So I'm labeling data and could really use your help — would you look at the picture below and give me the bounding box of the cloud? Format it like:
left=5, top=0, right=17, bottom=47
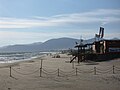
left=0, top=9, right=120, bottom=28
left=105, top=33, right=120, bottom=39
left=0, top=30, right=94, bottom=47
left=0, top=30, right=119, bottom=47
left=0, top=30, right=93, bottom=40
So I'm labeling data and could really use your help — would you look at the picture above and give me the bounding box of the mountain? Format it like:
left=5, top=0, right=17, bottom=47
left=0, top=37, right=79, bottom=52
left=111, top=37, right=119, bottom=40
left=38, top=37, right=80, bottom=50
left=0, top=42, right=43, bottom=52
left=0, top=37, right=106, bottom=52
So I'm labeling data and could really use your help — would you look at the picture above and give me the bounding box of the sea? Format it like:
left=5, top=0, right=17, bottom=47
left=0, top=52, right=47, bottom=63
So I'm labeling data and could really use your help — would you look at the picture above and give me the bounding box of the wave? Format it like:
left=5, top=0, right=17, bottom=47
left=0, top=52, right=45, bottom=63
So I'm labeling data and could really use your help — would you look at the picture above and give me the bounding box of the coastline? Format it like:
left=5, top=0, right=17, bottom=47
left=0, top=54, right=120, bottom=90
left=0, top=54, right=45, bottom=69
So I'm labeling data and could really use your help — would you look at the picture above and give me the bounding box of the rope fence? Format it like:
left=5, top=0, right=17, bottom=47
left=8, top=65, right=120, bottom=78
left=12, top=67, right=39, bottom=76
left=59, top=69, right=76, bottom=77
left=77, top=68, right=94, bottom=74
left=42, top=68, right=58, bottom=76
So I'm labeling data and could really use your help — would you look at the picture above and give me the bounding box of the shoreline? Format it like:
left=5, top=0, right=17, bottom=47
left=0, top=54, right=120, bottom=90
left=0, top=54, right=45, bottom=69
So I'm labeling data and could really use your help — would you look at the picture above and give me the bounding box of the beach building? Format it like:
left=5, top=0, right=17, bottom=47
left=92, top=40, right=120, bottom=54
left=70, top=26, right=120, bottom=62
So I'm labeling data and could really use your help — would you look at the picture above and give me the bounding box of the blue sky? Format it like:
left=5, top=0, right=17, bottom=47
left=0, top=0, right=120, bottom=47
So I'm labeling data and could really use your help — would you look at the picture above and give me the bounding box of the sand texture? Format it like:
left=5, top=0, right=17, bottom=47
left=0, top=54, right=120, bottom=90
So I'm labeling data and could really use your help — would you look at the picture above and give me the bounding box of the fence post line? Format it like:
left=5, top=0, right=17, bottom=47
left=94, top=67, right=96, bottom=75
left=76, top=68, right=77, bottom=76
left=10, top=66, right=12, bottom=77
left=113, top=65, right=115, bottom=74
left=58, top=68, right=59, bottom=76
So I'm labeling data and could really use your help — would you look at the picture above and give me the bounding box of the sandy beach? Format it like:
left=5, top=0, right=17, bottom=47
left=0, top=54, right=120, bottom=90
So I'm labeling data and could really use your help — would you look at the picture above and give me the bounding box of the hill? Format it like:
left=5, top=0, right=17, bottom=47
left=0, top=37, right=80, bottom=52
left=0, top=37, right=109, bottom=52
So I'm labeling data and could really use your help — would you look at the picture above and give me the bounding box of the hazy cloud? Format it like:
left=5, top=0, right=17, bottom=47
left=0, top=30, right=119, bottom=47
left=0, top=9, right=120, bottom=28
left=0, top=30, right=95, bottom=46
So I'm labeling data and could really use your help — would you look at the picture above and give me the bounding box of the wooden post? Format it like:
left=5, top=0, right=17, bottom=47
left=58, top=68, right=59, bottom=76
left=94, top=67, right=96, bottom=75
left=40, top=59, right=43, bottom=69
left=10, top=66, right=12, bottom=77
left=76, top=68, right=78, bottom=76
left=72, top=61, right=74, bottom=69
left=113, top=65, right=115, bottom=74
left=78, top=47, right=80, bottom=63
left=40, top=68, right=42, bottom=77
left=39, top=59, right=43, bottom=77
left=8, top=88, right=11, bottom=90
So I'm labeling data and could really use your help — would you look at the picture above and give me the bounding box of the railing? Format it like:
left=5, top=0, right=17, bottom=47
left=7, top=65, right=120, bottom=78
